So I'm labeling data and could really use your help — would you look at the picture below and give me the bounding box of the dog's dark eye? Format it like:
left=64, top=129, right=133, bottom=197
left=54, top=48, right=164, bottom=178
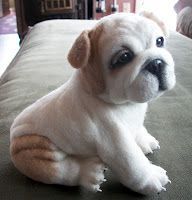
left=110, top=49, right=134, bottom=69
left=156, top=37, right=164, bottom=47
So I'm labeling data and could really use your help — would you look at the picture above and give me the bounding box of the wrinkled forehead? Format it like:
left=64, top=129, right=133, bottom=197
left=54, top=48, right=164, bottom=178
left=97, top=13, right=164, bottom=54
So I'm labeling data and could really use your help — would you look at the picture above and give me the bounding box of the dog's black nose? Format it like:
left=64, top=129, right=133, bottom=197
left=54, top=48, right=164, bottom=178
left=145, top=59, right=167, bottom=90
left=145, top=59, right=165, bottom=76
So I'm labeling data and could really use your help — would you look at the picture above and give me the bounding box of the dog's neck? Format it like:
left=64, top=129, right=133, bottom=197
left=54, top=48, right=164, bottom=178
left=74, top=68, right=104, bottom=96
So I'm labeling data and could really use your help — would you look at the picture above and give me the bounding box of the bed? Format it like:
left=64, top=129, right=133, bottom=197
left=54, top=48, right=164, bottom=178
left=0, top=19, right=192, bottom=200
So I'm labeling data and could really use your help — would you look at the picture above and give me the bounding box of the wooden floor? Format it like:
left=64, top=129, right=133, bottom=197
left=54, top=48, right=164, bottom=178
left=0, top=34, right=20, bottom=77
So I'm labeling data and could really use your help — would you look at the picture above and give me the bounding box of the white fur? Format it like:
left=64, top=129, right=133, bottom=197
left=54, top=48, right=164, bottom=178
left=10, top=13, right=175, bottom=194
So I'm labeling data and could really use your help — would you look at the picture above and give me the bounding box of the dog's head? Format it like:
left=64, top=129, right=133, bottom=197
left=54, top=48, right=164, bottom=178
left=68, top=13, right=176, bottom=104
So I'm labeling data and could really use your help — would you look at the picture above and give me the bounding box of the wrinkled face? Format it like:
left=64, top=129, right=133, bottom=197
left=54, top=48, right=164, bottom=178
left=98, top=13, right=176, bottom=104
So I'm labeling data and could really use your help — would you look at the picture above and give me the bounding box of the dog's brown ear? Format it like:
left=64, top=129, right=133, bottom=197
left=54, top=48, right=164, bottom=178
left=140, top=11, right=169, bottom=37
left=68, top=30, right=91, bottom=68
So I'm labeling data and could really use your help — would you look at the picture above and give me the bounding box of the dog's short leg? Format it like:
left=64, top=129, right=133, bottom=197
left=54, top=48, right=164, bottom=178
left=97, top=125, right=169, bottom=194
left=79, top=157, right=107, bottom=192
left=10, top=134, right=106, bottom=191
left=135, top=126, right=160, bottom=154
left=10, top=134, right=81, bottom=185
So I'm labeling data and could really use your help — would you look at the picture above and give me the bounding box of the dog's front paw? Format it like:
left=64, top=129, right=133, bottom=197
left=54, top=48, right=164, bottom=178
left=79, top=157, right=107, bottom=192
left=138, top=164, right=170, bottom=195
left=136, top=133, right=160, bottom=154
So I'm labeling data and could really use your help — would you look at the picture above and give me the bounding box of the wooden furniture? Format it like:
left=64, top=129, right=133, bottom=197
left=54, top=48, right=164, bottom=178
left=15, top=0, right=89, bottom=41
left=2, top=0, right=10, bottom=16
left=15, top=0, right=27, bottom=41
left=15, top=0, right=139, bottom=41
left=93, top=0, right=136, bottom=19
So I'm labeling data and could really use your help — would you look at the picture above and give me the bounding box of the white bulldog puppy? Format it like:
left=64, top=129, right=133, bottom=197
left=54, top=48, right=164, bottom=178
left=10, top=12, right=176, bottom=195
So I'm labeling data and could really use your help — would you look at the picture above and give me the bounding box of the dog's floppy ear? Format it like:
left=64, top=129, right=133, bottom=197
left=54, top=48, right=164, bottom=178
left=68, top=30, right=91, bottom=69
left=140, top=11, right=169, bottom=37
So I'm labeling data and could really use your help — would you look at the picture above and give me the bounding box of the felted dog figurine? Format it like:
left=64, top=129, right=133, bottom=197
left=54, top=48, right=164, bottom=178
left=10, top=12, right=176, bottom=195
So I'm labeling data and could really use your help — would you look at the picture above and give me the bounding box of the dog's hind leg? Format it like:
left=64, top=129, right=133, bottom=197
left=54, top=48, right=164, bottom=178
left=10, top=134, right=106, bottom=191
left=10, top=134, right=81, bottom=185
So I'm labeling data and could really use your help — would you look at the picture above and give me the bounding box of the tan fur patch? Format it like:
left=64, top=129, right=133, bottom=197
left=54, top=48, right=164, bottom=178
left=10, top=134, right=64, bottom=184
left=79, top=24, right=106, bottom=95
left=68, top=30, right=91, bottom=68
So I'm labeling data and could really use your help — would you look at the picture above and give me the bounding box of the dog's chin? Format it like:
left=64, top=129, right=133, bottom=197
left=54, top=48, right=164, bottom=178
left=100, top=70, right=175, bottom=105
left=126, top=72, right=169, bottom=103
